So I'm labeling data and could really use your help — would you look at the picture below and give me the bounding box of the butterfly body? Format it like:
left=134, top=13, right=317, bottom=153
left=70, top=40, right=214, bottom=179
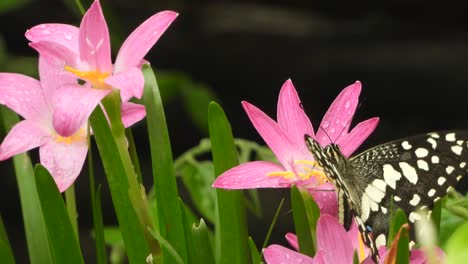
left=305, top=131, right=468, bottom=262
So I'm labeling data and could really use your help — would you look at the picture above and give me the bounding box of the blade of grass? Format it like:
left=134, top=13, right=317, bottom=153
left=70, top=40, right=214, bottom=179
left=262, top=198, right=284, bottom=250
left=291, top=185, right=320, bottom=257
left=0, top=107, right=52, bottom=264
left=0, top=215, right=14, bottom=264
left=142, top=65, right=187, bottom=263
left=192, top=219, right=215, bottom=264
left=65, top=185, right=78, bottom=237
left=208, top=102, right=250, bottom=264
left=34, top=164, right=84, bottom=263
left=125, top=129, right=143, bottom=185
left=248, top=237, right=261, bottom=264
left=93, top=185, right=107, bottom=264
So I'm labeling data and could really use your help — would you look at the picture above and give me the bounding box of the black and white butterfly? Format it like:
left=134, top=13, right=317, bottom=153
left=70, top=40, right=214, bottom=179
left=305, top=131, right=468, bottom=262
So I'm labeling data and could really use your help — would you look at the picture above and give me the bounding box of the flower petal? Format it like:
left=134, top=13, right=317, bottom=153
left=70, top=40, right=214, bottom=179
left=316, top=214, right=354, bottom=264
left=263, top=245, right=317, bottom=264
left=308, top=183, right=338, bottom=218
left=277, top=79, right=315, bottom=144
left=114, top=11, right=178, bottom=73
left=285, top=233, right=299, bottom=251
left=0, top=73, right=49, bottom=121
left=336, top=117, right=379, bottom=157
left=52, top=85, right=109, bottom=136
left=39, top=55, right=78, bottom=102
left=0, top=120, right=49, bottom=160
left=316, top=81, right=362, bottom=146
left=29, top=40, right=81, bottom=69
left=121, top=102, right=146, bottom=128
left=79, top=0, right=112, bottom=72
left=212, top=161, right=291, bottom=189
left=105, top=67, right=144, bottom=101
left=25, top=23, right=79, bottom=50
left=39, top=138, right=88, bottom=192
left=242, top=101, right=296, bottom=168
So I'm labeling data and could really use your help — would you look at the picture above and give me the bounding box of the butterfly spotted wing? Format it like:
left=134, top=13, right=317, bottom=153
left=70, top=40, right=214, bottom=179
left=305, top=131, right=468, bottom=262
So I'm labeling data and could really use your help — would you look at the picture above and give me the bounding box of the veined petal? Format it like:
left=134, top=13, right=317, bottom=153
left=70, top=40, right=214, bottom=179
left=308, top=183, right=338, bottom=218
left=30, top=40, right=81, bottom=69
left=336, top=117, right=379, bottom=157
left=285, top=233, right=299, bottom=251
left=114, top=10, right=178, bottom=73
left=242, top=101, right=295, bottom=168
left=212, top=161, right=291, bottom=189
left=316, top=214, right=354, bottom=264
left=121, top=102, right=146, bottom=128
left=263, top=245, right=318, bottom=264
left=316, top=81, right=362, bottom=146
left=0, top=120, right=49, bottom=160
left=52, top=85, right=109, bottom=136
left=40, top=138, right=88, bottom=192
left=105, top=67, right=144, bottom=101
left=0, top=73, right=49, bottom=121
left=277, top=79, right=315, bottom=144
left=25, top=23, right=79, bottom=50
left=39, top=55, right=78, bottom=102
left=79, top=0, right=112, bottom=72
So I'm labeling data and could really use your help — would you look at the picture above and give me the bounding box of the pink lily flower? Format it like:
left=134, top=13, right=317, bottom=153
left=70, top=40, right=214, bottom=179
left=0, top=57, right=145, bottom=192
left=264, top=215, right=442, bottom=264
left=25, top=0, right=177, bottom=136
left=212, top=79, right=379, bottom=216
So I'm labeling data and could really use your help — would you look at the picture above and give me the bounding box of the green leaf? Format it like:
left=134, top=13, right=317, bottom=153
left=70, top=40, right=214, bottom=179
left=0, top=215, right=14, bottom=264
left=148, top=229, right=184, bottom=264
left=89, top=94, right=154, bottom=263
left=208, top=102, right=250, bottom=264
left=34, top=165, right=84, bottom=264
left=0, top=107, right=52, bottom=264
left=291, top=185, right=320, bottom=257
left=0, top=0, right=31, bottom=14
left=180, top=161, right=217, bottom=223
left=142, top=65, right=187, bottom=263
left=248, top=237, right=261, bottom=264
left=262, top=198, right=284, bottom=250
left=191, top=219, right=215, bottom=264
left=387, top=209, right=407, bottom=247
left=395, top=225, right=409, bottom=264
left=445, top=222, right=468, bottom=264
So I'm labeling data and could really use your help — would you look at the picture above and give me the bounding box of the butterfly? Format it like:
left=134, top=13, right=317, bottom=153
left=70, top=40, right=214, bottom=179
left=305, top=131, right=468, bottom=262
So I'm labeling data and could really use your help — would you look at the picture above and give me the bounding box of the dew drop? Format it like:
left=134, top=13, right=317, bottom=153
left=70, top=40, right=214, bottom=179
left=64, top=34, right=73, bottom=40
left=39, top=24, right=46, bottom=29
left=42, top=29, right=51, bottom=35
left=345, top=101, right=351, bottom=109
left=322, top=121, right=329, bottom=128
left=330, top=128, right=336, bottom=134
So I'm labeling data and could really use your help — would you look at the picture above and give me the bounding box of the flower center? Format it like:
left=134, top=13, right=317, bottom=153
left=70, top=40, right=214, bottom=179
left=55, top=128, right=87, bottom=145
left=65, top=66, right=111, bottom=90
left=266, top=160, right=330, bottom=184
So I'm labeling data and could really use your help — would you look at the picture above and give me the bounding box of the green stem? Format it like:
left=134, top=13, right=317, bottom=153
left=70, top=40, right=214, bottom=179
left=65, top=185, right=78, bottom=237
left=126, top=129, right=143, bottom=185
left=73, top=0, right=85, bottom=15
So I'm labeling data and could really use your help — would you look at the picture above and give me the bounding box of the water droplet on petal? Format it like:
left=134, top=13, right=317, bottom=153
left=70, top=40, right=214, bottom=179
left=330, top=128, right=336, bottom=134
left=42, top=29, right=51, bottom=35
left=322, top=121, right=329, bottom=128
left=39, top=25, right=46, bottom=29
left=345, top=101, right=351, bottom=109
left=64, top=34, right=73, bottom=40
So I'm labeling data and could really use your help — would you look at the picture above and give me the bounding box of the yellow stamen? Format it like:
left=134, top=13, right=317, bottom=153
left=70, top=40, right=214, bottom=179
left=55, top=128, right=86, bottom=145
left=64, top=65, right=111, bottom=89
left=294, top=160, right=319, bottom=165
left=266, top=171, right=295, bottom=179
left=266, top=160, right=330, bottom=184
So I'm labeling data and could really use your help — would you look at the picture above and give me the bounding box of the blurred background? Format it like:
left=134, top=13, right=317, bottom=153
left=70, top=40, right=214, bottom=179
left=1, top=0, right=468, bottom=262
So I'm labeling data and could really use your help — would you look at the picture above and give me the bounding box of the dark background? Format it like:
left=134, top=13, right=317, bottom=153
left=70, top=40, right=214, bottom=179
left=1, top=0, right=468, bottom=262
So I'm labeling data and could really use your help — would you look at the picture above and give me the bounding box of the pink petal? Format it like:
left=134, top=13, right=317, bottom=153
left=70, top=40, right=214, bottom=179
left=316, top=81, right=362, bottom=146
left=316, top=214, right=354, bottom=264
left=121, top=102, right=146, bottom=128
left=114, top=11, right=178, bottom=73
left=25, top=23, right=79, bottom=50
left=79, top=0, right=112, bottom=72
left=336, top=117, right=379, bottom=157
left=105, top=67, right=144, bottom=101
left=212, top=161, right=291, bottom=189
left=39, top=138, right=88, bottom=192
left=0, top=120, right=50, bottom=160
left=52, top=85, right=109, bottom=136
left=242, top=101, right=296, bottom=168
left=38, top=55, right=78, bottom=102
left=0, top=73, right=49, bottom=121
left=277, top=79, right=315, bottom=144
left=308, top=183, right=338, bottom=218
left=285, top=233, right=299, bottom=251
left=263, top=245, right=317, bottom=264
left=29, top=40, right=81, bottom=69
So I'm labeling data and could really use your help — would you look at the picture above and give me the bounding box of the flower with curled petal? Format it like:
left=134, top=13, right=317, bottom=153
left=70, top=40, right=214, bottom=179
left=212, top=79, right=379, bottom=217
left=25, top=0, right=177, bottom=137
left=0, top=57, right=145, bottom=192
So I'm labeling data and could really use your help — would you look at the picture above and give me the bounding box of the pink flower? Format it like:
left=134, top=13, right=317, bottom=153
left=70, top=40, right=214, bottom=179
left=264, top=215, right=442, bottom=264
left=212, top=79, right=379, bottom=216
left=0, top=57, right=145, bottom=192
left=25, top=0, right=177, bottom=136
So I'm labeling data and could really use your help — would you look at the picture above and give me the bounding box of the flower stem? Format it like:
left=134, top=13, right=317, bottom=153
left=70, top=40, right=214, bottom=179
left=65, top=185, right=78, bottom=238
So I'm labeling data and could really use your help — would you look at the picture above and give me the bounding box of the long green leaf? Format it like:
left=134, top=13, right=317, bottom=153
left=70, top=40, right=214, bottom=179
left=208, top=102, right=250, bottom=264
left=34, top=165, right=84, bottom=264
left=0, top=215, right=14, bottom=264
left=142, top=65, right=187, bottom=263
left=291, top=185, right=320, bottom=257
left=192, top=219, right=215, bottom=264
left=248, top=237, right=261, bottom=264
left=89, top=95, right=153, bottom=263
left=0, top=107, right=52, bottom=264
